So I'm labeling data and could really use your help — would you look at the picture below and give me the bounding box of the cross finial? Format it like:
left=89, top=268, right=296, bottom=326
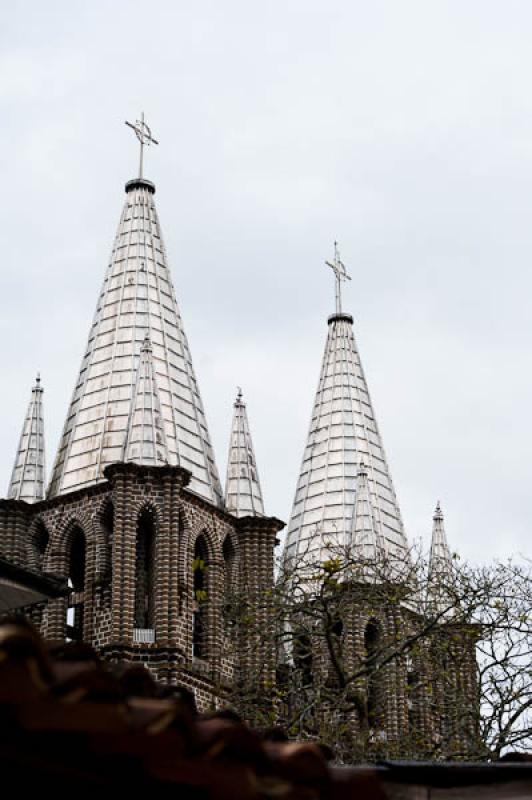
left=125, top=112, right=159, bottom=179
left=325, top=241, right=351, bottom=314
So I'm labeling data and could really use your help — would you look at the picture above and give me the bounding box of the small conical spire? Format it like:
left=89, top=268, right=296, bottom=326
left=225, top=388, right=264, bottom=518
left=8, top=374, right=46, bottom=502
left=123, top=334, right=169, bottom=466
left=429, top=501, right=452, bottom=573
left=427, top=501, right=454, bottom=613
left=350, top=459, right=386, bottom=564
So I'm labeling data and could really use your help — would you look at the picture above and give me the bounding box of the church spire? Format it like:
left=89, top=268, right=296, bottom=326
left=225, top=389, right=264, bottom=517
left=48, top=120, right=223, bottom=504
left=428, top=501, right=453, bottom=580
left=8, top=374, right=46, bottom=503
left=427, top=502, right=454, bottom=614
left=283, top=244, right=408, bottom=565
left=350, top=460, right=386, bottom=562
left=123, top=334, right=168, bottom=466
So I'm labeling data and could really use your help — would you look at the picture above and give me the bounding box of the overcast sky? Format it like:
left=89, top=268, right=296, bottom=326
left=0, top=1, right=530, bottom=562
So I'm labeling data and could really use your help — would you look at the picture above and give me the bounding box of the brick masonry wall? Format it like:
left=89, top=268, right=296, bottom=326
left=0, top=463, right=282, bottom=717
left=0, top=463, right=477, bottom=759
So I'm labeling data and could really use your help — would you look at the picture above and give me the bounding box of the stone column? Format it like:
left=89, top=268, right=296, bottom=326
left=235, top=515, right=284, bottom=706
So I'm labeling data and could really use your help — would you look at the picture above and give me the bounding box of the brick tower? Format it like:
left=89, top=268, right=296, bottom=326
left=281, top=244, right=479, bottom=759
left=0, top=118, right=283, bottom=709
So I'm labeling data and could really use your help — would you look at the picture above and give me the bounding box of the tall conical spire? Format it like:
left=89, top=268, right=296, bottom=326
left=48, top=125, right=223, bottom=504
left=350, top=460, right=386, bottom=562
left=123, top=334, right=168, bottom=466
left=225, top=389, right=264, bottom=517
left=8, top=375, right=46, bottom=503
left=283, top=244, right=408, bottom=565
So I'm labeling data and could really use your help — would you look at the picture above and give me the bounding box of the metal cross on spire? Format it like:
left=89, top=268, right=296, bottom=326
left=125, top=112, right=159, bottom=179
left=325, top=241, right=351, bottom=315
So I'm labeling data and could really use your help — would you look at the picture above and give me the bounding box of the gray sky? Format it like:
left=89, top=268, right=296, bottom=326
left=1, top=1, right=530, bottom=561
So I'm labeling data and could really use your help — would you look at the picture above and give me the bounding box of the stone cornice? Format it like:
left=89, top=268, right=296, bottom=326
left=0, top=498, right=34, bottom=512
left=235, top=514, right=286, bottom=534
left=103, top=462, right=192, bottom=488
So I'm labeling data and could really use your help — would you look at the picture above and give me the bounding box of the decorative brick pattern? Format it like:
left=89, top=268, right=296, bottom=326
left=0, top=462, right=283, bottom=717
left=0, top=461, right=476, bottom=759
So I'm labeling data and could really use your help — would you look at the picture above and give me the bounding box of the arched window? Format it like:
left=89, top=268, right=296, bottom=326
left=34, top=520, right=49, bottom=570
left=192, top=535, right=208, bottom=658
left=102, top=501, right=114, bottom=538
left=67, top=525, right=86, bottom=642
left=327, top=617, right=344, bottom=687
left=364, top=619, right=384, bottom=732
left=134, top=507, right=156, bottom=631
left=293, top=632, right=313, bottom=690
left=406, top=658, right=420, bottom=734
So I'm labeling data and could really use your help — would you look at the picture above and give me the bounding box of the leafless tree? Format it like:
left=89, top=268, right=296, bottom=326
left=222, top=539, right=532, bottom=763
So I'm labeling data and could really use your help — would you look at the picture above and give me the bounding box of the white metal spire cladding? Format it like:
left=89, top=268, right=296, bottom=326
left=428, top=502, right=453, bottom=579
left=350, top=460, right=386, bottom=562
left=123, top=334, right=169, bottom=466
left=8, top=375, right=46, bottom=503
left=427, top=502, right=454, bottom=614
left=48, top=140, right=223, bottom=504
left=225, top=389, right=264, bottom=517
left=283, top=246, right=408, bottom=565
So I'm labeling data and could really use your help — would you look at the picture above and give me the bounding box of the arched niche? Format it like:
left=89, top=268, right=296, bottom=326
left=134, top=506, right=156, bottom=631
left=32, top=519, right=50, bottom=571
left=293, top=631, right=313, bottom=690
left=66, top=524, right=87, bottom=641
left=192, top=534, right=209, bottom=658
left=364, top=619, right=385, bottom=732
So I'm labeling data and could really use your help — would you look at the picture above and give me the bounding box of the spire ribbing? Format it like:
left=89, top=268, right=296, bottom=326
left=48, top=178, right=223, bottom=504
left=8, top=375, right=46, bottom=503
left=225, top=389, right=264, bottom=517
left=123, top=334, right=168, bottom=466
left=283, top=296, right=408, bottom=566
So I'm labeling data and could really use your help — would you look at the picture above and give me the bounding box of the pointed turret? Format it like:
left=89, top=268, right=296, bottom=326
left=428, top=501, right=453, bottom=583
left=350, top=460, right=386, bottom=563
left=8, top=375, right=46, bottom=503
left=283, top=245, right=408, bottom=565
left=427, top=502, right=455, bottom=615
left=48, top=165, right=223, bottom=505
left=225, top=389, right=264, bottom=517
left=123, top=334, right=168, bottom=466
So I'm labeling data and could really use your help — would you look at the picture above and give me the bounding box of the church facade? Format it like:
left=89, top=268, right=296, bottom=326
left=0, top=123, right=478, bottom=758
